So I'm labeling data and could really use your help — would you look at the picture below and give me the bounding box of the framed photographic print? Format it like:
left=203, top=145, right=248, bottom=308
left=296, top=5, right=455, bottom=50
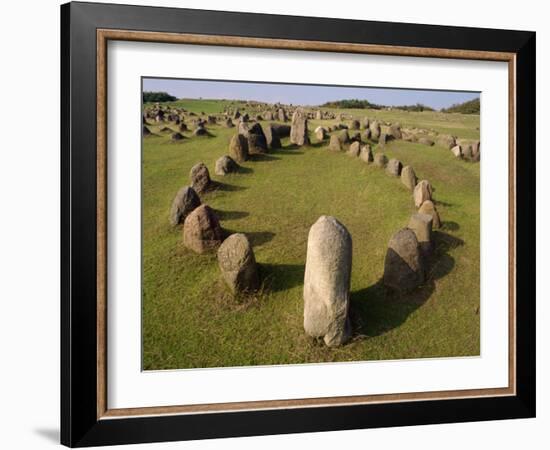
left=61, top=1, right=536, bottom=447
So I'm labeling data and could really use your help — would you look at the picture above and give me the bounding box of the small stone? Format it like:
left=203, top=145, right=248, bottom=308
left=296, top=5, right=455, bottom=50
left=171, top=132, right=185, bottom=141
left=190, top=162, right=212, bottom=194
left=363, top=129, right=372, bottom=140
left=418, top=137, right=434, bottom=146
left=182, top=205, right=223, bottom=254
left=215, top=155, right=238, bottom=176
left=217, top=233, right=259, bottom=293
left=451, top=145, right=462, bottom=158
left=413, top=180, right=433, bottom=207
left=401, top=166, right=417, bottom=191
left=315, top=126, right=328, bottom=141
left=437, top=134, right=456, bottom=150
left=337, top=129, right=349, bottom=145
left=169, top=186, right=201, bottom=226
left=383, top=228, right=424, bottom=292
left=228, top=134, right=249, bottom=162
left=304, top=216, right=352, bottom=347
left=386, top=158, right=402, bottom=176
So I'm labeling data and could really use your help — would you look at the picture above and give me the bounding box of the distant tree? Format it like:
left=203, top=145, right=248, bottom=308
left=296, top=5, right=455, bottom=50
left=441, top=98, right=480, bottom=114
left=320, top=99, right=434, bottom=112
left=142, top=91, right=177, bottom=103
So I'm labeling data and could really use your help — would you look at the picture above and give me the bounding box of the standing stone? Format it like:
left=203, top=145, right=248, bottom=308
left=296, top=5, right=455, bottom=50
left=277, top=108, right=287, bottom=122
left=401, top=165, right=417, bottom=191
left=451, top=145, right=463, bottom=158
left=262, top=124, right=282, bottom=149
left=314, top=126, right=328, bottom=141
left=348, top=141, right=361, bottom=157
left=471, top=140, right=480, bottom=161
left=217, top=233, right=259, bottom=293
left=413, top=180, right=433, bottom=207
left=238, top=121, right=249, bottom=137
left=462, top=145, right=473, bottom=160
left=386, top=158, right=402, bottom=176
left=182, top=205, right=224, bottom=254
left=169, top=186, right=201, bottom=226
left=390, top=123, right=402, bottom=139
left=362, top=117, right=370, bottom=129
left=437, top=134, right=456, bottom=150
left=224, top=118, right=234, bottom=128
left=350, top=119, right=360, bottom=130
left=303, top=216, right=352, bottom=347
left=329, top=134, right=342, bottom=152
left=247, top=123, right=268, bottom=154
left=349, top=131, right=361, bottom=142
left=374, top=153, right=388, bottom=168
left=359, top=145, right=374, bottom=163
left=229, top=134, right=249, bottom=162
left=264, top=111, right=274, bottom=121
left=370, top=121, right=381, bottom=141
left=290, top=107, right=309, bottom=146
left=215, top=155, right=238, bottom=176
left=190, top=162, right=212, bottom=194
left=408, top=213, right=433, bottom=257
left=179, top=123, right=188, bottom=132
left=315, top=110, right=322, bottom=120
left=383, top=228, right=424, bottom=292
left=418, top=200, right=441, bottom=229
left=337, top=129, right=349, bottom=145
left=193, top=125, right=207, bottom=136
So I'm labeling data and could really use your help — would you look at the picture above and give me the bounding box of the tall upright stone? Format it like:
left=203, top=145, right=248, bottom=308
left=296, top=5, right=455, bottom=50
left=262, top=124, right=282, bottom=149
left=370, top=120, right=381, bottom=141
left=383, top=228, right=424, bottom=292
left=303, top=216, right=352, bottom=347
left=329, top=134, right=342, bottom=152
left=419, top=200, right=442, bottom=229
left=348, top=141, right=361, bottom=157
left=290, top=107, right=309, bottom=146
left=386, top=158, right=402, bottom=176
left=228, top=134, right=249, bottom=162
left=277, top=108, right=287, bottom=122
left=359, top=145, right=374, bottom=163
left=374, top=152, right=388, bottom=168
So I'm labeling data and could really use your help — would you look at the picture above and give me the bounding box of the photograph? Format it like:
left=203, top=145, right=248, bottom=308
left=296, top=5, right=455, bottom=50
left=141, top=78, right=481, bottom=371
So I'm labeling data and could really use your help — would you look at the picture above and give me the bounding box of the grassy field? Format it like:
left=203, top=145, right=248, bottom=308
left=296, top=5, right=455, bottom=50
left=142, top=99, right=480, bottom=370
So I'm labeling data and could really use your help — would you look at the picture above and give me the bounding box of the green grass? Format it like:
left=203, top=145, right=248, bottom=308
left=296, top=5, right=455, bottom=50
left=142, top=101, right=480, bottom=370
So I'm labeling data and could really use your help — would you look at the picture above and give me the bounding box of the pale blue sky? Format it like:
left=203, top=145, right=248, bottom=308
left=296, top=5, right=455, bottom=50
left=143, top=78, right=479, bottom=110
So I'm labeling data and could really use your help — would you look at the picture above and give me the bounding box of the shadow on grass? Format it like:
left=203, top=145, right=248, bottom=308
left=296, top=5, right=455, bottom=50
left=350, top=231, right=464, bottom=339
left=211, top=181, right=247, bottom=192
left=441, top=221, right=460, bottom=231
left=271, top=146, right=305, bottom=155
left=235, top=165, right=253, bottom=174
left=222, top=229, right=276, bottom=247
left=248, top=153, right=281, bottom=162
left=260, top=263, right=305, bottom=293
left=213, top=209, right=250, bottom=221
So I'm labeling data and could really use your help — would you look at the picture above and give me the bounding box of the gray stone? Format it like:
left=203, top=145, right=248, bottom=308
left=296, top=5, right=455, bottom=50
left=414, top=180, right=433, bottom=208
left=383, top=228, right=424, bottom=292
left=418, top=200, right=441, bottom=229
left=437, top=134, right=456, bottom=150
left=362, top=117, right=370, bottom=129
left=390, top=124, right=402, bottom=139
left=290, top=107, right=309, bottom=146
left=182, top=205, right=224, bottom=254
left=217, top=233, right=259, bottom=293
left=336, top=129, right=349, bottom=145
left=348, top=141, right=361, bottom=157
left=169, top=186, right=201, bottom=226
left=303, top=216, right=352, bottom=347
left=262, top=124, right=282, bottom=149
left=215, top=155, right=238, bottom=176
left=374, top=152, right=388, bottom=168
left=451, top=145, right=463, bottom=158
left=401, top=166, right=417, bottom=191
left=462, top=145, right=473, bottom=160
left=471, top=140, right=480, bottom=161
left=408, top=213, right=433, bottom=257
left=359, top=145, right=373, bottom=163
left=329, top=134, right=342, bottom=152
left=229, top=134, right=249, bottom=162
left=277, top=108, right=287, bottom=122
left=171, top=132, right=185, bottom=141
left=350, top=119, right=360, bottom=130
left=370, top=121, right=381, bottom=141
left=363, top=129, right=372, bottom=141
left=224, top=118, right=234, bottom=128
left=190, top=162, right=212, bottom=194
left=386, top=158, right=402, bottom=176
left=314, top=126, right=328, bottom=141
